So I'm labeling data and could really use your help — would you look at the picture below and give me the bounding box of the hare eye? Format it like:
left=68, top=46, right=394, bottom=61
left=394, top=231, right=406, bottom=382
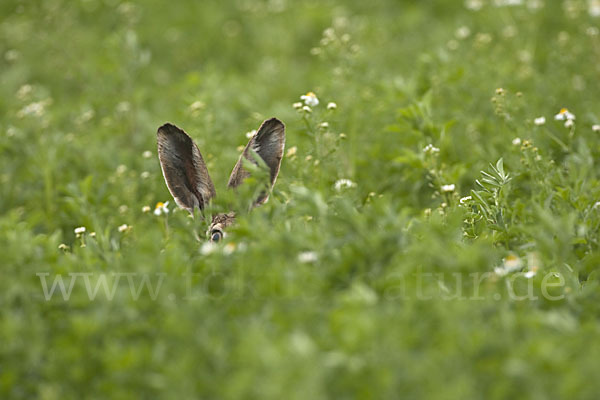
left=211, top=231, right=222, bottom=242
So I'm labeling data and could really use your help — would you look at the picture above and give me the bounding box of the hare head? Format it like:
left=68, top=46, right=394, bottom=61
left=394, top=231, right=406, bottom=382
left=156, top=118, right=285, bottom=242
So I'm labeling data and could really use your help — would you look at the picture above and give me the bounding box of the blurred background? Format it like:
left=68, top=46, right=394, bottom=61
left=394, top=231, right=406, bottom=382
left=2, top=0, right=600, bottom=399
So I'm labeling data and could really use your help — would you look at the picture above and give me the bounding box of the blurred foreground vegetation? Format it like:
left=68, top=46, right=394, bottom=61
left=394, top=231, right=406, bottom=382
left=2, top=0, right=600, bottom=398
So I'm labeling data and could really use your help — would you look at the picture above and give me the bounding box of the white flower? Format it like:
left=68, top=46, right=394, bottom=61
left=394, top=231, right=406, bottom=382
left=504, top=254, right=522, bottom=271
left=293, top=102, right=303, bottom=109
left=495, top=0, right=523, bottom=6
left=223, top=243, right=236, bottom=255
left=245, top=129, right=257, bottom=139
left=441, top=184, right=455, bottom=193
left=200, top=241, right=217, bottom=255
left=554, top=108, right=575, bottom=121
left=465, top=0, right=483, bottom=10
left=154, top=201, right=170, bottom=216
left=300, top=92, right=319, bottom=107
left=534, top=116, right=546, bottom=126
left=564, top=119, right=574, bottom=128
left=16, top=84, right=33, bottom=100
left=142, top=150, right=152, bottom=158
left=423, top=144, right=440, bottom=155
left=302, top=105, right=312, bottom=113
left=142, top=205, right=151, bottom=213
left=592, top=124, right=600, bottom=132
left=459, top=196, right=472, bottom=204
left=286, top=146, right=297, bottom=158
left=298, top=251, right=318, bottom=263
left=524, top=270, right=536, bottom=279
left=116, top=101, right=131, bottom=113
left=456, top=26, right=471, bottom=39
left=118, top=224, right=130, bottom=233
left=74, top=226, right=86, bottom=235
left=140, top=171, right=150, bottom=179
left=89, top=232, right=96, bottom=238
left=318, top=122, right=329, bottom=129
left=512, top=137, right=522, bottom=145
left=17, top=101, right=48, bottom=118
left=590, top=1, right=600, bottom=17
left=327, top=102, right=337, bottom=110
left=495, top=254, right=523, bottom=276
left=189, top=100, right=205, bottom=111
left=334, top=179, right=357, bottom=191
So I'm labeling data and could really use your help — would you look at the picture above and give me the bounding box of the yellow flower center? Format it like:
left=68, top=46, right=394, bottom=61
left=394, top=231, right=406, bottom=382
left=155, top=202, right=164, bottom=209
left=306, top=92, right=315, bottom=97
left=559, top=108, right=568, bottom=114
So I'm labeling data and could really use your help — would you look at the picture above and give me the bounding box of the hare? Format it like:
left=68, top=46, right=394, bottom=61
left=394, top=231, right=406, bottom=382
left=157, top=118, right=285, bottom=242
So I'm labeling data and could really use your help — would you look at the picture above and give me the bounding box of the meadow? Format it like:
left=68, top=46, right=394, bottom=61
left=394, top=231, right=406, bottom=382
left=2, top=0, right=600, bottom=398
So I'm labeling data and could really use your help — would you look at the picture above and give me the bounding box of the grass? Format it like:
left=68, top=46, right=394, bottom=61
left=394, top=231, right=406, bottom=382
left=2, top=0, right=600, bottom=398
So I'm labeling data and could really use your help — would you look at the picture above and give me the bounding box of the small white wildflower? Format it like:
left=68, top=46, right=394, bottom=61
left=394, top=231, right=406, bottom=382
left=223, top=242, right=236, bottom=255
left=76, top=109, right=95, bottom=124
left=456, top=26, right=471, bottom=39
left=302, top=105, right=312, bottom=113
left=534, top=116, right=546, bottom=126
left=116, top=164, right=127, bottom=175
left=465, top=0, right=483, bottom=11
left=17, top=101, right=47, bottom=118
left=189, top=100, right=205, bottom=111
left=4, top=49, right=19, bottom=61
left=318, top=122, right=329, bottom=129
left=74, top=226, right=86, bottom=235
left=334, top=179, right=357, bottom=191
left=495, top=0, right=524, bottom=5
left=245, top=129, right=257, bottom=139
left=293, top=102, right=303, bottom=109
left=459, top=196, right=472, bottom=204
left=298, top=251, right=318, bottom=263
left=286, top=146, right=297, bottom=158
left=140, top=171, right=150, bottom=179
left=554, top=108, right=575, bottom=121
left=512, top=137, right=522, bottom=145
left=441, top=184, right=456, bottom=193
left=590, top=1, right=600, bottom=17
left=16, top=84, right=33, bottom=100
left=200, top=241, right=217, bottom=255
left=504, top=254, right=523, bottom=272
left=118, top=224, right=130, bottom=233
left=58, top=243, right=69, bottom=251
left=564, top=119, right=574, bottom=128
left=142, top=205, right=151, bottom=213
left=300, top=92, right=319, bottom=107
left=154, top=201, right=170, bottom=216
left=142, top=150, right=152, bottom=158
left=89, top=232, right=96, bottom=238
left=592, top=124, right=600, bottom=132
left=116, top=101, right=131, bottom=113
left=524, top=270, right=536, bottom=279
left=327, top=102, right=337, bottom=110
left=423, top=144, right=440, bottom=155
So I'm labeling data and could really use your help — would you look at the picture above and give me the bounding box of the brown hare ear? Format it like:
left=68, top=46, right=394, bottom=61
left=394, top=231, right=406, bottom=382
left=157, top=123, right=216, bottom=213
left=227, top=118, right=285, bottom=205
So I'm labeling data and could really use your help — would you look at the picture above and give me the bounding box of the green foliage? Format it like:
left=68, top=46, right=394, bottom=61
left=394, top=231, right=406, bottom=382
left=2, top=0, right=600, bottom=399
